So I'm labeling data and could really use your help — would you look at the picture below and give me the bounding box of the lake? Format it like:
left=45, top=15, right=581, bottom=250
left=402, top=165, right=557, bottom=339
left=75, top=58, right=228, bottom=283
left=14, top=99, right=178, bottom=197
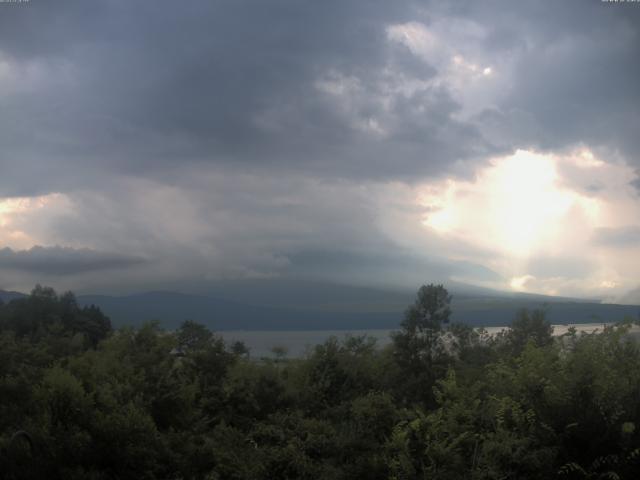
left=221, top=322, right=635, bottom=358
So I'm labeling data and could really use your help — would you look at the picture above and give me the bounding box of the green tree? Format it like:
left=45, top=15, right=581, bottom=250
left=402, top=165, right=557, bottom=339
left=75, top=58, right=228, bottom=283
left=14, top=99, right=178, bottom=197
left=176, top=320, right=213, bottom=352
left=391, top=284, right=452, bottom=404
left=507, top=308, right=553, bottom=355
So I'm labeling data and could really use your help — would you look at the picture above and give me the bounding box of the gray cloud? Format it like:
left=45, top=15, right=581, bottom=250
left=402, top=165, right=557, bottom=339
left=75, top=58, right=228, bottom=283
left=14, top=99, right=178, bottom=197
left=618, top=286, right=640, bottom=305
left=19, top=176, right=481, bottom=287
left=284, top=248, right=502, bottom=287
left=2, top=1, right=637, bottom=190
left=0, top=1, right=639, bottom=295
left=592, top=226, right=640, bottom=248
left=632, top=173, right=640, bottom=194
left=0, top=0, right=499, bottom=198
left=0, top=246, right=146, bottom=275
left=525, top=256, right=595, bottom=279
left=2, top=0, right=637, bottom=198
left=466, top=1, right=640, bottom=167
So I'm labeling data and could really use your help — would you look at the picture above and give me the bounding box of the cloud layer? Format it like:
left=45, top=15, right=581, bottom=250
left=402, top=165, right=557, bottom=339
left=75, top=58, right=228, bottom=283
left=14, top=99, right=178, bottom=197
left=1, top=0, right=639, bottom=299
left=0, top=246, right=146, bottom=275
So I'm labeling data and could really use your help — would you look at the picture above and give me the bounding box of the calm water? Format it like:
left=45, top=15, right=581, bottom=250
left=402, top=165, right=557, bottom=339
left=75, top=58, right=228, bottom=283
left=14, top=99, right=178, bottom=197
left=221, top=323, right=629, bottom=358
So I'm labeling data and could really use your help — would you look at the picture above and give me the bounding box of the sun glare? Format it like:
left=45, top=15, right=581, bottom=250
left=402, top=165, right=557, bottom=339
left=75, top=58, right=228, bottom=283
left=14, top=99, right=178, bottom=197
left=422, top=180, right=457, bottom=233
left=421, top=149, right=590, bottom=258
left=489, top=150, right=574, bottom=255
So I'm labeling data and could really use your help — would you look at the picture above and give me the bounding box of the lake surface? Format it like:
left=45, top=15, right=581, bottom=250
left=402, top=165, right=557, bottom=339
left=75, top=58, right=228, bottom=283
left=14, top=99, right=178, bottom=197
left=221, top=323, right=632, bottom=358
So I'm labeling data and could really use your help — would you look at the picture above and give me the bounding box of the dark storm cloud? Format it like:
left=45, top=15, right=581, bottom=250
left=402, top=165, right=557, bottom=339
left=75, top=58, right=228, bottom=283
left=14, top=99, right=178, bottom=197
left=0, top=0, right=497, bottom=197
left=464, top=1, right=640, bottom=166
left=592, top=226, right=640, bottom=248
left=0, top=246, right=146, bottom=275
left=285, top=248, right=502, bottom=285
left=632, top=173, right=640, bottom=194
left=2, top=0, right=638, bottom=195
left=1, top=1, right=639, bottom=294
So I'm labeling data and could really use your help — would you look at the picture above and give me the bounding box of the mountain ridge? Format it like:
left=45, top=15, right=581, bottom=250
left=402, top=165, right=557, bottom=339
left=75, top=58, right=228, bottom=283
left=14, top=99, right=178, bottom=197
left=2, top=284, right=637, bottom=331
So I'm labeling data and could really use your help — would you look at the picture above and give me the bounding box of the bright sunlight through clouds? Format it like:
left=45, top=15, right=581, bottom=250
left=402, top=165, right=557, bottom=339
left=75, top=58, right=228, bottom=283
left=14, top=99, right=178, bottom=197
left=0, top=194, right=68, bottom=250
left=420, top=148, right=637, bottom=297
left=422, top=150, right=591, bottom=256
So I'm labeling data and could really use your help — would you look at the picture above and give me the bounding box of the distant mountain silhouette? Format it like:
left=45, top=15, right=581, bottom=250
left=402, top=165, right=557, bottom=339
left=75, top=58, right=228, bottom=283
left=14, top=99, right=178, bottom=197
left=77, top=291, right=398, bottom=330
left=3, top=283, right=637, bottom=330
left=75, top=282, right=640, bottom=330
left=0, top=289, right=26, bottom=303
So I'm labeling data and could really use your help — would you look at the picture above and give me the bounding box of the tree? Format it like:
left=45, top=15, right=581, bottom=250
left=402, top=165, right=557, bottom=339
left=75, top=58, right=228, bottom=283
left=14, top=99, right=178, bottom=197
left=402, top=284, right=452, bottom=333
left=231, top=340, right=250, bottom=358
left=391, top=284, right=452, bottom=404
left=0, top=285, right=110, bottom=349
left=507, top=308, right=553, bottom=354
left=176, top=320, right=213, bottom=352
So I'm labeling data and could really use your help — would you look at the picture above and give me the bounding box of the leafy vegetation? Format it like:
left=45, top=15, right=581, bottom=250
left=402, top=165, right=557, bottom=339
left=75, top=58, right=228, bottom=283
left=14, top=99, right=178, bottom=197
left=1, top=284, right=640, bottom=479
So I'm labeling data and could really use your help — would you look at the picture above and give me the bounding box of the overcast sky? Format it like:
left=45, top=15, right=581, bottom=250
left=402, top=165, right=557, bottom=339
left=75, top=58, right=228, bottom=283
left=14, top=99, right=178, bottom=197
left=1, top=0, right=640, bottom=301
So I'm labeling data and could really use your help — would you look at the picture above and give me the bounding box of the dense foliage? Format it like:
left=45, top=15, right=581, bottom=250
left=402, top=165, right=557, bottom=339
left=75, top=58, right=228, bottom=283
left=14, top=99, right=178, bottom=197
left=1, top=284, right=640, bottom=479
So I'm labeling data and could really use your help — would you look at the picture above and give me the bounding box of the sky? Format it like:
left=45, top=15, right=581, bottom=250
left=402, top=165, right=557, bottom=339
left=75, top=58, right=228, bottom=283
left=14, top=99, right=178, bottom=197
left=1, top=0, right=640, bottom=302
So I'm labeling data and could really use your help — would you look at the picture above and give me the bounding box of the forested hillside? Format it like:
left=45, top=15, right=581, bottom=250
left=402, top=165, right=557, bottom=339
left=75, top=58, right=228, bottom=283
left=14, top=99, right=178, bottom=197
left=2, top=285, right=640, bottom=479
